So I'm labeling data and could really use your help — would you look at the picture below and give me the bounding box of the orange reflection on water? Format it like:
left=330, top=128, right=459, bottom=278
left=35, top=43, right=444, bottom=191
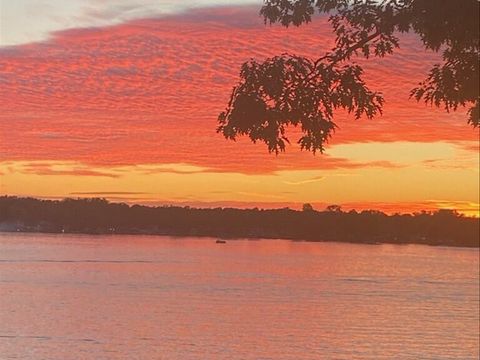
left=0, top=233, right=478, bottom=359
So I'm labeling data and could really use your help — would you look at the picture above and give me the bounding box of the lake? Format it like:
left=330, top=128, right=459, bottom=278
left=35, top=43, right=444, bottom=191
left=0, top=233, right=478, bottom=359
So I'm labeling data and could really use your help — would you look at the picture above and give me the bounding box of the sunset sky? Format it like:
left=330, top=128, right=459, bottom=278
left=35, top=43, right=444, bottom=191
left=0, top=1, right=478, bottom=216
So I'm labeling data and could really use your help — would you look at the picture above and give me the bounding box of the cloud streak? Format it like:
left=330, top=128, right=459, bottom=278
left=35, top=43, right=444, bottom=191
left=69, top=191, right=149, bottom=195
left=18, top=162, right=120, bottom=178
left=283, top=176, right=326, bottom=185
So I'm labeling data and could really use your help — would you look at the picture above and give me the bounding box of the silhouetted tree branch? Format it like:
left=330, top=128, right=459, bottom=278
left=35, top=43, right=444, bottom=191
left=218, top=0, right=479, bottom=153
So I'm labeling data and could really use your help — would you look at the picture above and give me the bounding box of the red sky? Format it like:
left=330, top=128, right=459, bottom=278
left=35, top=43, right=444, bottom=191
left=0, top=5, right=478, bottom=215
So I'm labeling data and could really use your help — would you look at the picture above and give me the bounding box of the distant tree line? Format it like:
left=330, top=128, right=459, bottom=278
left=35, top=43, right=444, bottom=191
left=0, top=196, right=478, bottom=247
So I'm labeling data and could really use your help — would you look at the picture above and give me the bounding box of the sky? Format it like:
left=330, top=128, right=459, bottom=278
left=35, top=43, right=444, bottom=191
left=0, top=1, right=478, bottom=216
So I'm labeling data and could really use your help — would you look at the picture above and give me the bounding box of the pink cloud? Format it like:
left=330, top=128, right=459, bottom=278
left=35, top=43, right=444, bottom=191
left=0, top=6, right=476, bottom=174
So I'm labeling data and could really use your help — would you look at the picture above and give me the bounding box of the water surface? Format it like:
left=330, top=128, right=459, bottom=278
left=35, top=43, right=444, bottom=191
left=0, top=233, right=478, bottom=359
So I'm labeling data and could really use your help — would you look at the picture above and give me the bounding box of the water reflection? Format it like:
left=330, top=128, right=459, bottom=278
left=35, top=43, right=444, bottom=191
left=0, top=233, right=478, bottom=359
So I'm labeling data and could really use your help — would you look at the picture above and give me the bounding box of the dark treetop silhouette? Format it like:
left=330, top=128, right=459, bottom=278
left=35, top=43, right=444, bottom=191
left=1, top=196, right=478, bottom=247
left=217, top=0, right=479, bottom=153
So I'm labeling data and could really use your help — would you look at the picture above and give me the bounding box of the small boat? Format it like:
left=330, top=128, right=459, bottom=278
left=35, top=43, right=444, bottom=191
left=216, top=239, right=227, bottom=244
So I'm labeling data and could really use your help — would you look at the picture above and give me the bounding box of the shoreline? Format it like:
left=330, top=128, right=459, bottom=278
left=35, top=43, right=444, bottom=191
left=2, top=196, right=478, bottom=248
left=2, top=229, right=478, bottom=249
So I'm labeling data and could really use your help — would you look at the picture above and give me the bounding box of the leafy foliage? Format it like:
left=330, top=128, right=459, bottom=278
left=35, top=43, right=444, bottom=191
left=218, top=0, right=479, bottom=152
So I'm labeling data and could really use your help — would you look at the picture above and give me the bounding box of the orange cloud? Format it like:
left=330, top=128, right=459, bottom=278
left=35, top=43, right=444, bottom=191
left=18, top=162, right=120, bottom=178
left=0, top=6, right=477, bottom=176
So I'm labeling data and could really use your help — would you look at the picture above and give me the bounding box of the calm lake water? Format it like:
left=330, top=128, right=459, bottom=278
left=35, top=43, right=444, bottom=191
left=0, top=233, right=478, bottom=359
